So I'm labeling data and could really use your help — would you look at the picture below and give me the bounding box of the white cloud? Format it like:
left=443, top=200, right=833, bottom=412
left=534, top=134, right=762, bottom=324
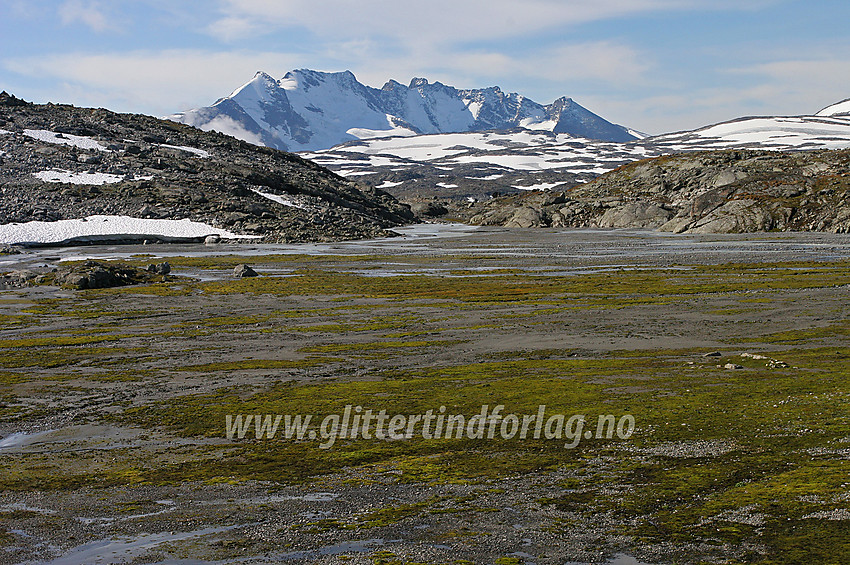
left=586, top=92, right=743, bottom=136
left=568, top=44, right=850, bottom=136
left=0, top=34, right=649, bottom=119
left=206, top=16, right=264, bottom=43
left=450, top=42, right=650, bottom=85
left=728, top=58, right=850, bottom=113
left=208, top=0, right=766, bottom=43
left=581, top=69, right=850, bottom=137
left=2, top=50, right=299, bottom=115
left=196, top=116, right=264, bottom=145
left=4, top=0, right=53, bottom=19
left=193, top=1, right=663, bottom=110
left=295, top=40, right=650, bottom=104
left=58, top=0, right=111, bottom=32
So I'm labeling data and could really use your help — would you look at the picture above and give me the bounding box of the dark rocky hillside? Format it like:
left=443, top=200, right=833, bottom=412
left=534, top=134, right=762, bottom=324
left=0, top=92, right=414, bottom=244
left=457, top=149, right=850, bottom=233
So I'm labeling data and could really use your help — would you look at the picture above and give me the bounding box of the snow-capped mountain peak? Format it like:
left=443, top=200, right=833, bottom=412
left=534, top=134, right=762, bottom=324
left=228, top=72, right=286, bottom=110
left=169, top=69, right=638, bottom=152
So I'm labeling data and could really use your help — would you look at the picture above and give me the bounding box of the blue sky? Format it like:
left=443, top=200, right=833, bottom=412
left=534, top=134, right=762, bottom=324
left=2, top=0, right=849, bottom=135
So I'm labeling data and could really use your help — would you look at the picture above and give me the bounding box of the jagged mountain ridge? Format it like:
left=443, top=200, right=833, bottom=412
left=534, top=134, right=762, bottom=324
left=170, top=69, right=638, bottom=152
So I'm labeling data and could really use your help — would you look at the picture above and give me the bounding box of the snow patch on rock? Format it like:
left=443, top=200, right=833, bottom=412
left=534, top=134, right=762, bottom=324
left=24, top=129, right=109, bottom=152
left=512, top=182, right=568, bottom=191
left=158, top=144, right=210, bottom=158
left=250, top=188, right=306, bottom=209
left=33, top=169, right=125, bottom=185
left=0, top=215, right=259, bottom=245
left=816, top=98, right=850, bottom=117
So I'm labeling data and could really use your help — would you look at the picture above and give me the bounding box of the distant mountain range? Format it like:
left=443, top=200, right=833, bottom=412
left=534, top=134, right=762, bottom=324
left=169, top=69, right=640, bottom=152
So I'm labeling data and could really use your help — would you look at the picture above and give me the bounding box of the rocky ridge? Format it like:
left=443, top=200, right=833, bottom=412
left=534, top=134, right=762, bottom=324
left=456, top=149, right=850, bottom=233
left=0, top=92, right=414, bottom=245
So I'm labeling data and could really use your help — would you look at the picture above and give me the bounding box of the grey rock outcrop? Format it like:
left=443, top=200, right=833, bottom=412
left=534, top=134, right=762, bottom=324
left=459, top=149, right=850, bottom=234
left=597, top=202, right=673, bottom=229
left=1, top=260, right=166, bottom=289
left=505, top=207, right=542, bottom=228
left=146, top=262, right=171, bottom=275
left=55, top=260, right=166, bottom=289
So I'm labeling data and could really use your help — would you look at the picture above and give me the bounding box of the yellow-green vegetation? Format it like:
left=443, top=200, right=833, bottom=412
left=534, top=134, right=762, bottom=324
left=94, top=259, right=850, bottom=307
left=193, top=262, right=850, bottom=301
left=367, top=549, right=446, bottom=565
left=97, top=253, right=397, bottom=269
left=299, top=339, right=465, bottom=355
left=494, top=558, right=525, bottom=565
left=0, top=313, right=33, bottom=326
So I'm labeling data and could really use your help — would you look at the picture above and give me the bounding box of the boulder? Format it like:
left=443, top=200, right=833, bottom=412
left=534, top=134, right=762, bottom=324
left=712, top=168, right=748, bottom=188
left=658, top=214, right=693, bottom=234
left=5, top=270, right=39, bottom=285
left=146, top=262, right=171, bottom=275
left=0, top=245, right=22, bottom=255
left=233, top=264, right=259, bottom=278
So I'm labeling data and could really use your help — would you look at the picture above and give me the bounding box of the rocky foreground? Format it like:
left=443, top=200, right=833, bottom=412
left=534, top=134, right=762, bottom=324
left=0, top=93, right=414, bottom=244
left=456, top=149, right=850, bottom=233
